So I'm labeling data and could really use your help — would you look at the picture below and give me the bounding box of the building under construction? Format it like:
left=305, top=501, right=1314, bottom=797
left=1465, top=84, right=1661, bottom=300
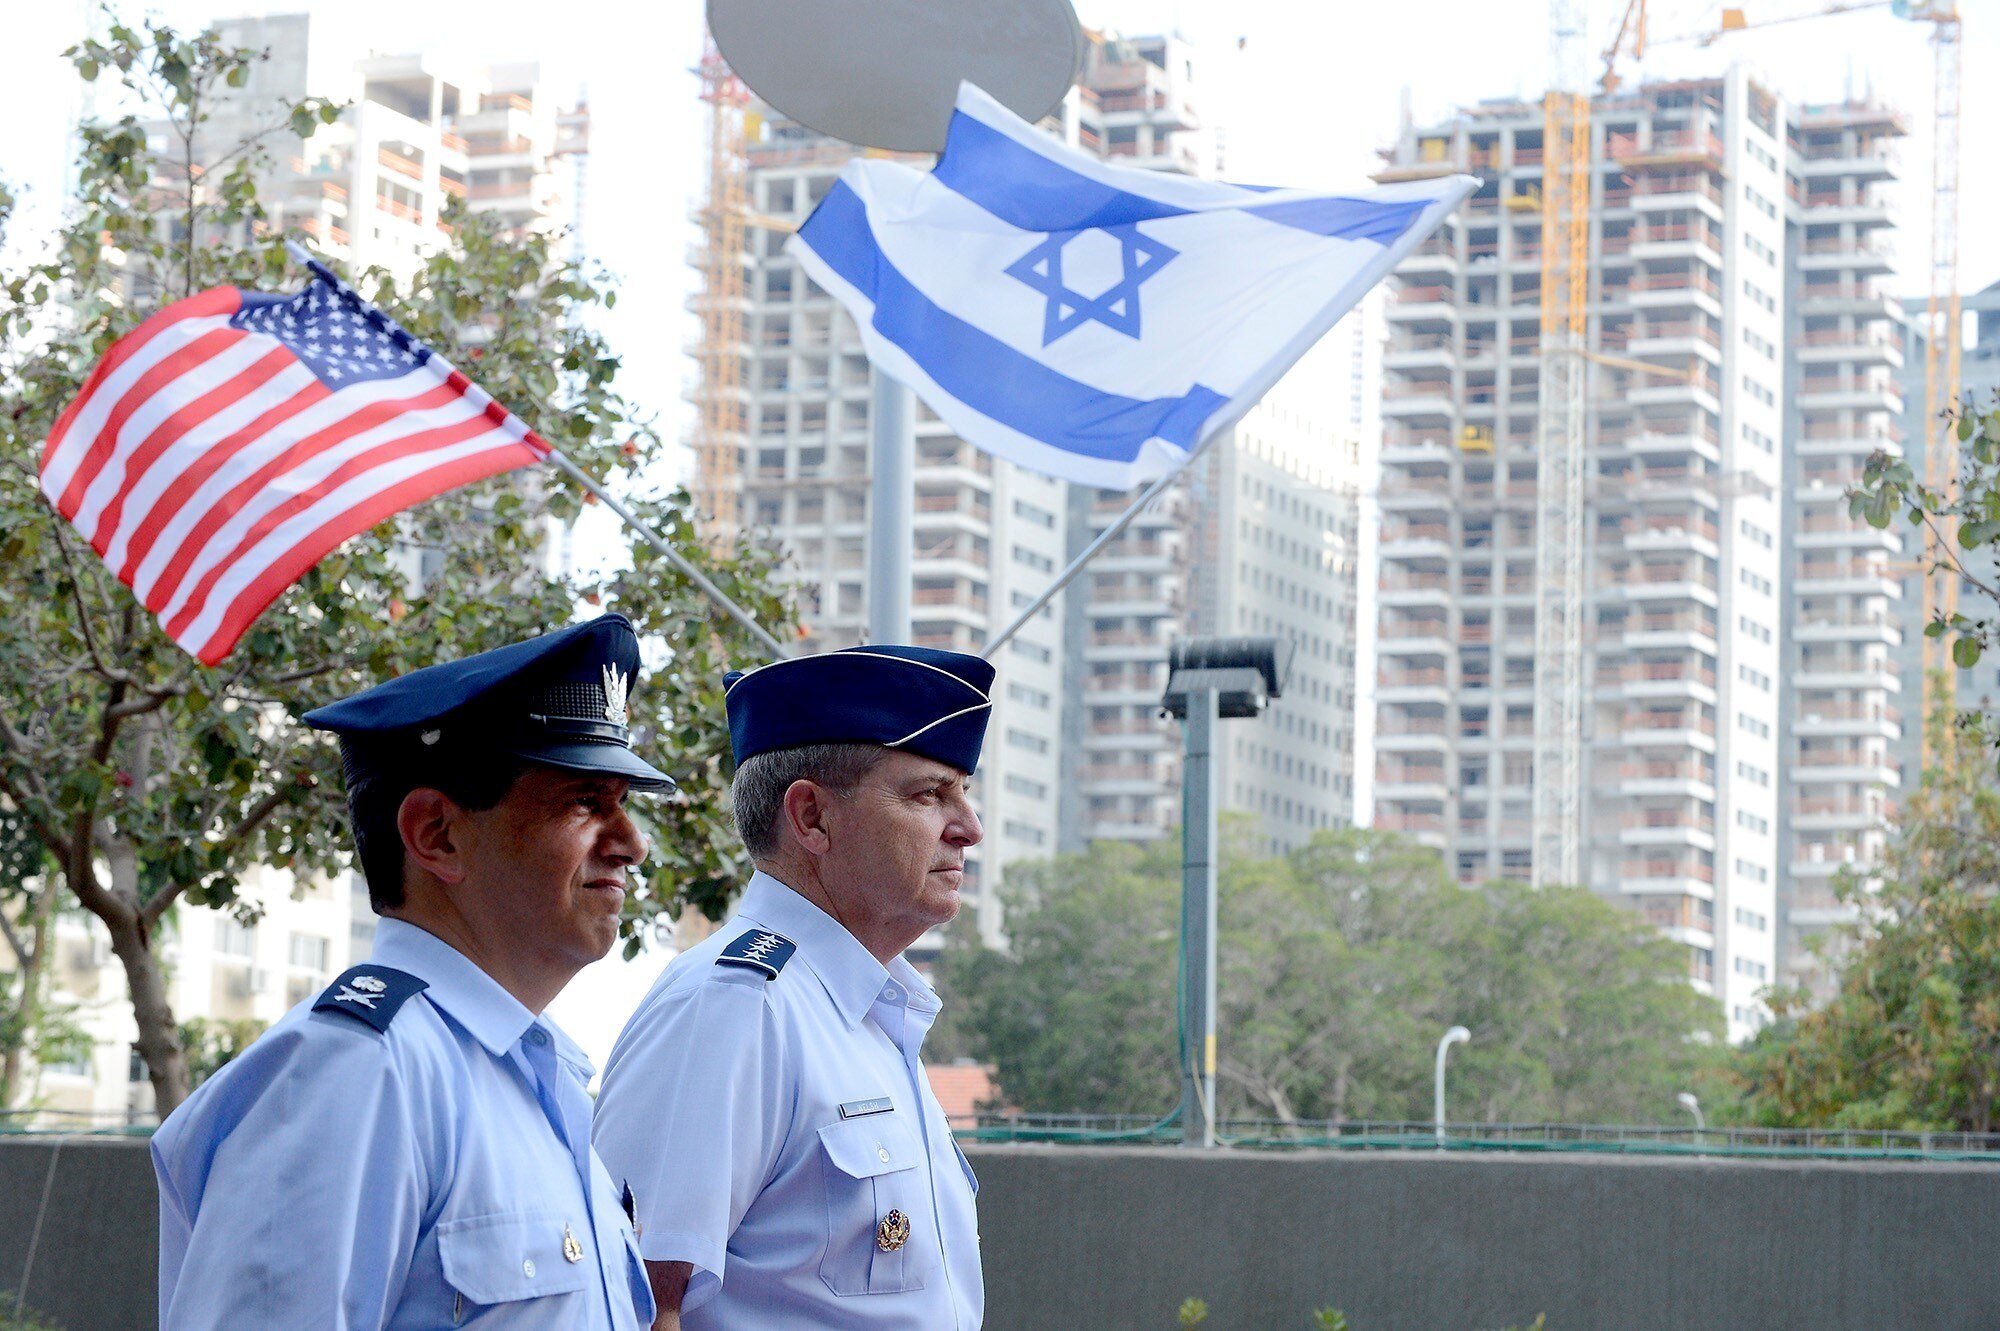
left=1373, top=71, right=1909, bottom=1037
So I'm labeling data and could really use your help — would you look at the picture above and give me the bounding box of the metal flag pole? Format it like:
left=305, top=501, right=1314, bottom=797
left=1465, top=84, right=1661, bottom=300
left=867, top=371, right=915, bottom=644
left=541, top=450, right=792, bottom=659
left=281, top=239, right=791, bottom=662
left=980, top=425, right=1235, bottom=660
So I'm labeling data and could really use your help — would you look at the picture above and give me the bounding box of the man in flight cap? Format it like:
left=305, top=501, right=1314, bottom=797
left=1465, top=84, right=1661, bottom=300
left=594, top=644, right=992, bottom=1330
left=153, top=614, right=669, bottom=1330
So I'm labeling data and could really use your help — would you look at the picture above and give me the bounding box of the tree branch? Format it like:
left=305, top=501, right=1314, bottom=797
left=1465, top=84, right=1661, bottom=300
left=45, top=510, right=130, bottom=686
left=1918, top=510, right=2000, bottom=607
left=0, top=907, right=28, bottom=971
left=138, top=782, right=290, bottom=929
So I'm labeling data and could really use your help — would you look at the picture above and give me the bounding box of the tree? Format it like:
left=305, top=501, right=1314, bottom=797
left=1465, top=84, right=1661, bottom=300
left=937, top=826, right=1725, bottom=1124
left=1727, top=699, right=2000, bottom=1131
left=1850, top=395, right=2000, bottom=772
left=0, top=18, right=792, bottom=1115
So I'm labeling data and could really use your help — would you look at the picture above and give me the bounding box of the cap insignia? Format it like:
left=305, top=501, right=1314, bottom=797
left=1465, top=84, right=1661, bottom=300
left=602, top=664, right=630, bottom=727
left=420, top=729, right=441, bottom=746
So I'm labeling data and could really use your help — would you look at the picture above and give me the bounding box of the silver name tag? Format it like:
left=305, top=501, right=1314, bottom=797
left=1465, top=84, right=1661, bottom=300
left=839, top=1097, right=894, bottom=1119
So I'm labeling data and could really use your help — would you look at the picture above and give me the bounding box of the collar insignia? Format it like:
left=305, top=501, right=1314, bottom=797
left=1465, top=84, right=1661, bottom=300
left=602, top=664, right=630, bottom=727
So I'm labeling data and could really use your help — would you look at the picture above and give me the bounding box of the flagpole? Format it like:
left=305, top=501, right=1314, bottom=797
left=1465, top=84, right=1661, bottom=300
left=542, top=449, right=792, bottom=660
left=281, top=240, right=791, bottom=661
left=981, top=426, right=1232, bottom=660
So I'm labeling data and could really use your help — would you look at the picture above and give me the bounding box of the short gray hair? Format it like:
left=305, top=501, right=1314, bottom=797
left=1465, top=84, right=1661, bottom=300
left=731, top=743, right=888, bottom=857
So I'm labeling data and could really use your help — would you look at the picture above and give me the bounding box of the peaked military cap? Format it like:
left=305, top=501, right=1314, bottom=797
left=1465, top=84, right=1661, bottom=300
left=304, top=614, right=676, bottom=792
left=724, top=645, right=995, bottom=774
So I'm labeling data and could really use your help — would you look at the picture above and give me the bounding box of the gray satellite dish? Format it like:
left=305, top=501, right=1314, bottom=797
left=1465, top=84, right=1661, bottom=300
left=707, top=0, right=1084, bottom=152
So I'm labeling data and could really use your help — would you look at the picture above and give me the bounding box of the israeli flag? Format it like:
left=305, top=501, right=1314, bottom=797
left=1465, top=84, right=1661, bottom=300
left=790, top=82, right=1476, bottom=491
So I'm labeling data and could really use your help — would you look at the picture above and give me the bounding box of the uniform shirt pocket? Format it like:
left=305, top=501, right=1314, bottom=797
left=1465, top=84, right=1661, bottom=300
left=816, top=1115, right=933, bottom=1296
left=438, top=1209, right=591, bottom=1319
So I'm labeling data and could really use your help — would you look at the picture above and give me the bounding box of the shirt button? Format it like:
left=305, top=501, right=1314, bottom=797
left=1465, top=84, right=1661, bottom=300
left=883, top=985, right=900, bottom=1001
left=522, top=1258, right=537, bottom=1278
left=526, top=1028, right=549, bottom=1046
left=877, top=1145, right=891, bottom=1163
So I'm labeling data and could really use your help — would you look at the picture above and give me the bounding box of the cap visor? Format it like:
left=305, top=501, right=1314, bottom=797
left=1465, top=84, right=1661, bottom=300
left=506, top=740, right=679, bottom=794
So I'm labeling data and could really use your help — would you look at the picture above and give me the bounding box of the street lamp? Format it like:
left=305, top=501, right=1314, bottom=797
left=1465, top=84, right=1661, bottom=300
left=1162, top=636, right=1294, bottom=1148
left=1434, top=1026, right=1470, bottom=1144
left=1677, top=1091, right=1705, bottom=1132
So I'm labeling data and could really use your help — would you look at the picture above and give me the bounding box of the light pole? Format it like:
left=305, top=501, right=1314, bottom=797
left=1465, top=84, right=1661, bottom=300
left=1434, top=1026, right=1470, bottom=1145
left=1677, top=1091, right=1705, bottom=1133
left=1162, top=637, right=1294, bottom=1148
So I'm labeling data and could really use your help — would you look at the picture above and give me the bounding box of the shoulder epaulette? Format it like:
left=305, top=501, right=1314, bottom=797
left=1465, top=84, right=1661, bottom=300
left=715, top=930, right=797, bottom=980
left=312, top=965, right=428, bottom=1034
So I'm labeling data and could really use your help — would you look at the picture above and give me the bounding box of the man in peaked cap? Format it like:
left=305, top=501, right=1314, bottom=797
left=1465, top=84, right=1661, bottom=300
left=594, top=644, right=994, bottom=1331
left=152, top=614, right=669, bottom=1330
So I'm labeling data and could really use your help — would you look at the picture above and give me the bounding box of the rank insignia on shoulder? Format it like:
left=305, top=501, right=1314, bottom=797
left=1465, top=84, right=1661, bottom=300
left=313, top=966, right=428, bottom=1034
left=716, top=930, right=797, bottom=980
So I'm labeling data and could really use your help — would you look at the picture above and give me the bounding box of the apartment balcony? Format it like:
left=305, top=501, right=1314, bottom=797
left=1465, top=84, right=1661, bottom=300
left=1793, top=658, right=1901, bottom=692
left=1374, top=810, right=1450, bottom=848
left=1596, top=660, right=1719, bottom=704
left=1375, top=717, right=1452, bottom=753
left=1395, top=242, right=1461, bottom=281
left=1626, top=320, right=1723, bottom=362
left=1796, top=425, right=1902, bottom=461
left=1628, top=224, right=1724, bottom=264
left=1800, top=236, right=1888, bottom=275
left=1383, top=330, right=1459, bottom=371
left=1616, top=760, right=1717, bottom=801
left=1614, top=857, right=1715, bottom=897
left=1381, top=432, right=1457, bottom=466
left=1378, top=622, right=1454, bottom=660
left=1376, top=475, right=1456, bottom=514
left=1379, top=572, right=1453, bottom=609
left=1797, top=375, right=1903, bottom=415
left=1794, top=701, right=1900, bottom=740
left=1599, top=613, right=1719, bottom=655
left=1793, top=611, right=1901, bottom=647
left=1629, top=173, right=1726, bottom=216
left=1606, top=711, right=1717, bottom=751
left=1381, top=379, right=1458, bottom=421
left=1081, top=761, right=1176, bottom=797
left=1386, top=283, right=1461, bottom=322
left=1794, top=559, right=1900, bottom=596
left=1791, top=747, right=1901, bottom=788
left=1614, top=514, right=1721, bottom=556
left=1604, top=562, right=1719, bottom=606
left=1799, top=195, right=1894, bottom=230
left=1797, top=280, right=1901, bottom=320
left=1790, top=842, right=1884, bottom=886
left=1618, top=809, right=1717, bottom=853
left=1792, top=795, right=1892, bottom=832
left=1375, top=766, right=1451, bottom=803
left=1377, top=666, right=1452, bottom=706
left=1381, top=523, right=1454, bottom=561
left=1796, top=327, right=1903, bottom=368
left=1623, top=271, right=1723, bottom=317
left=1794, top=514, right=1900, bottom=554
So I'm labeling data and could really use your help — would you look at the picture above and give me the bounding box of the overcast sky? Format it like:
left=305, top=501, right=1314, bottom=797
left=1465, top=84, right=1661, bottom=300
left=3, top=0, right=1993, bottom=496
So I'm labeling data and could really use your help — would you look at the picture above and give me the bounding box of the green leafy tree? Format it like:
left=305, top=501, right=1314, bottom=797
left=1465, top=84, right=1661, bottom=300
left=0, top=18, right=791, bottom=1114
left=1850, top=396, right=2000, bottom=771
left=1728, top=700, right=2000, bottom=1131
left=939, top=827, right=1724, bottom=1123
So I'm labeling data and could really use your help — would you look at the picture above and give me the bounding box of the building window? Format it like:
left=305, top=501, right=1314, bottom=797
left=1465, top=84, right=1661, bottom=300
left=214, top=918, right=256, bottom=958
left=288, top=933, right=329, bottom=973
left=1006, top=728, right=1049, bottom=754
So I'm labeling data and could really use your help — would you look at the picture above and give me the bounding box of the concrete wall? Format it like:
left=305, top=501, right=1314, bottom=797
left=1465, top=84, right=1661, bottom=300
left=5, top=1137, right=1999, bottom=1331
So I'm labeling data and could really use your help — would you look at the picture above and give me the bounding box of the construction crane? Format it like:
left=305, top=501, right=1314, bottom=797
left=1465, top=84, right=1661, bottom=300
left=693, top=35, right=752, bottom=550
left=1530, top=0, right=1653, bottom=888
left=1663, top=0, right=1965, bottom=752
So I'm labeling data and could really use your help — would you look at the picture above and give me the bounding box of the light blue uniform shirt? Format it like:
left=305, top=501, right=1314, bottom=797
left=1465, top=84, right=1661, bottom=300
left=594, top=871, right=983, bottom=1329
left=152, top=918, right=654, bottom=1330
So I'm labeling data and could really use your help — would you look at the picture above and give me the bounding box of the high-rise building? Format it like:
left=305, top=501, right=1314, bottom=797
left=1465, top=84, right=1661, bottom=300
left=1368, top=72, right=1889, bottom=1039
left=1776, top=100, right=1911, bottom=998
left=704, top=32, right=1366, bottom=936
left=183, top=14, right=587, bottom=282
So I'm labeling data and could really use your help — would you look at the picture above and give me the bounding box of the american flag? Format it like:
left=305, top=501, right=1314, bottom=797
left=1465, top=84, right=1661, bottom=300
left=39, top=258, right=549, bottom=665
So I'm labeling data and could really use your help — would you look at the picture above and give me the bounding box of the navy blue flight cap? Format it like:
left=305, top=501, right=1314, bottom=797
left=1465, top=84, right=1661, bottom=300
left=303, top=614, right=676, bottom=793
left=724, top=645, right=995, bottom=774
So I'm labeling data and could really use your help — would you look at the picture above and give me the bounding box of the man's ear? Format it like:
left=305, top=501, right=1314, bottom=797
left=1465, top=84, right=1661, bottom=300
left=780, top=778, right=836, bottom=857
left=398, top=787, right=469, bottom=886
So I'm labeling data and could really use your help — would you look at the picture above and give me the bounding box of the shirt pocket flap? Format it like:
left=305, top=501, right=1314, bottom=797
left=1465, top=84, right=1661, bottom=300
left=438, top=1210, right=591, bottom=1305
left=817, top=1114, right=922, bottom=1180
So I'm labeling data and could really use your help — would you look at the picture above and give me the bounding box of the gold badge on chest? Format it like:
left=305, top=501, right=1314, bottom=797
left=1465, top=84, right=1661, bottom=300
left=562, top=1222, right=584, bottom=1264
left=876, top=1209, right=911, bottom=1252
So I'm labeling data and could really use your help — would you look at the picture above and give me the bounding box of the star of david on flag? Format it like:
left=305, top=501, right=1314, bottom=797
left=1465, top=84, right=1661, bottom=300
left=789, top=82, right=1476, bottom=491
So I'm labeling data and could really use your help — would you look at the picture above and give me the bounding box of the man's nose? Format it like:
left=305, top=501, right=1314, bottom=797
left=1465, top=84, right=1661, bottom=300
left=946, top=796, right=983, bottom=848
